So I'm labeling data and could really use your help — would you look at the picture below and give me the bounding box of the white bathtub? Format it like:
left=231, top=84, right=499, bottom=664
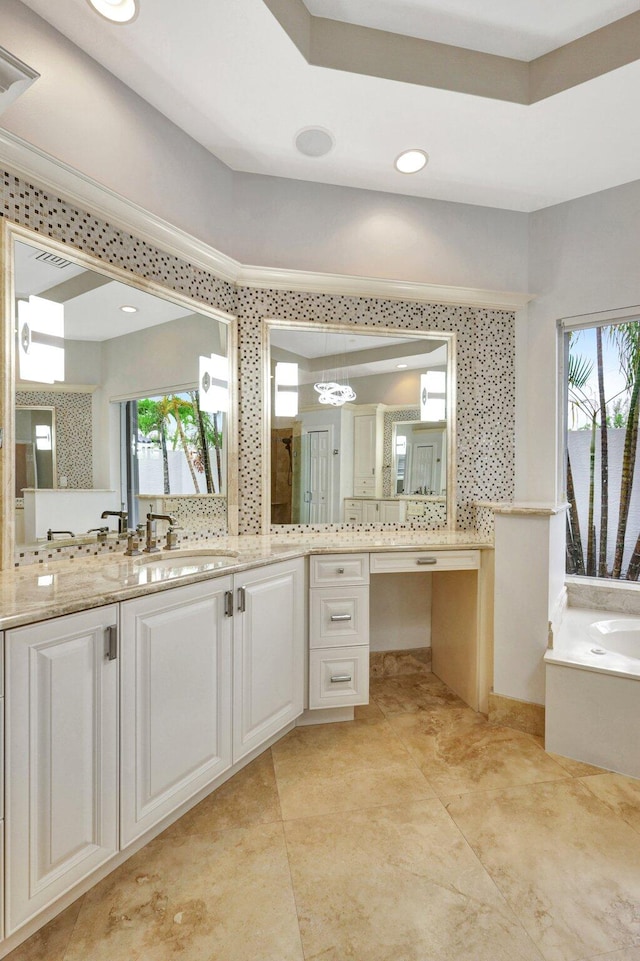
left=545, top=607, right=640, bottom=778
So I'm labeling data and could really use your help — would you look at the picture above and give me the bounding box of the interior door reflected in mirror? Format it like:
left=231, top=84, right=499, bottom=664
left=267, top=323, right=455, bottom=529
left=8, top=230, right=235, bottom=556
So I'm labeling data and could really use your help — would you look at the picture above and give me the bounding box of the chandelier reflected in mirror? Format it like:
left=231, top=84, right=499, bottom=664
left=313, top=381, right=356, bottom=406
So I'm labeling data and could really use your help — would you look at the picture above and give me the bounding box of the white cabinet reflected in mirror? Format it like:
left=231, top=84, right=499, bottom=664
left=266, top=321, right=455, bottom=529
left=3, top=224, right=237, bottom=564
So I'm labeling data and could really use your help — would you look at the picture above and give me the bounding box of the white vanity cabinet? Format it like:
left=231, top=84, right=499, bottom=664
left=232, top=558, right=305, bottom=762
left=119, top=578, right=233, bottom=847
left=343, top=498, right=403, bottom=523
left=5, top=606, right=119, bottom=935
left=309, top=554, right=370, bottom=708
left=353, top=407, right=383, bottom=497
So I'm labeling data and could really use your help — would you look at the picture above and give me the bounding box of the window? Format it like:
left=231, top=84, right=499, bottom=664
left=564, top=318, right=640, bottom=580
left=121, top=390, right=225, bottom=525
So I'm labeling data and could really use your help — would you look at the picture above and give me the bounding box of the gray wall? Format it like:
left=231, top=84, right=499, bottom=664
left=1, top=0, right=529, bottom=293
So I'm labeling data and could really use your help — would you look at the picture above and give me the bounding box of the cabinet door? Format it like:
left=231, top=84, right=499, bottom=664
left=380, top=500, right=401, bottom=523
left=233, top=558, right=304, bottom=762
left=6, top=606, right=119, bottom=935
left=120, top=578, right=232, bottom=848
left=353, top=415, right=376, bottom=492
left=362, top=500, right=380, bottom=522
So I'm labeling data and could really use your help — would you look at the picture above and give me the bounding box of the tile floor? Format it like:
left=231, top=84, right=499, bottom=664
left=7, top=673, right=640, bottom=961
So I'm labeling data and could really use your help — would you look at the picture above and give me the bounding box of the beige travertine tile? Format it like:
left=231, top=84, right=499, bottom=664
left=4, top=898, right=84, bottom=961
left=160, top=749, right=281, bottom=839
left=283, top=799, right=543, bottom=961
left=370, top=672, right=465, bottom=716
left=580, top=772, right=640, bottom=835
left=354, top=698, right=385, bottom=719
left=488, top=691, right=546, bottom=737
left=272, top=717, right=435, bottom=819
left=63, top=824, right=303, bottom=961
left=548, top=753, right=608, bottom=777
left=444, top=778, right=640, bottom=961
left=581, top=949, right=640, bottom=960
left=370, top=647, right=431, bottom=678
left=389, top=704, right=569, bottom=795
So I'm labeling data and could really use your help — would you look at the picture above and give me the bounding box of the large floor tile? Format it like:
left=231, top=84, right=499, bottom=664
left=370, top=672, right=465, bottom=716
left=580, top=772, right=640, bottom=835
left=445, top=778, right=640, bottom=961
left=284, top=799, right=543, bottom=961
left=63, top=823, right=304, bottom=961
left=160, top=749, right=281, bottom=839
left=5, top=899, right=84, bottom=961
left=272, top=717, right=435, bottom=819
left=389, top=704, right=569, bottom=795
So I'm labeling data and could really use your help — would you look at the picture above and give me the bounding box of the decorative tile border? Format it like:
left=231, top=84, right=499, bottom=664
left=16, top=389, right=93, bottom=489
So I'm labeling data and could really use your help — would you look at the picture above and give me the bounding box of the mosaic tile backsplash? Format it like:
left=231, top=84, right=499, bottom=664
left=15, top=389, right=93, bottom=489
left=2, top=169, right=515, bottom=550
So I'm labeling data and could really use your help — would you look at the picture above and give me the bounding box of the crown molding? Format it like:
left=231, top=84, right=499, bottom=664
left=237, top=263, right=532, bottom=309
left=0, top=128, right=533, bottom=311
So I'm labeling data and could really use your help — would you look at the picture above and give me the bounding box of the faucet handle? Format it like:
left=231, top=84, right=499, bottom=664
left=124, top=528, right=142, bottom=557
left=165, top=525, right=183, bottom=550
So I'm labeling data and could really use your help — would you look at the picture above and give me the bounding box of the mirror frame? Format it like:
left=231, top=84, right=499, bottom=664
left=1, top=220, right=239, bottom=569
left=262, top=317, right=457, bottom=531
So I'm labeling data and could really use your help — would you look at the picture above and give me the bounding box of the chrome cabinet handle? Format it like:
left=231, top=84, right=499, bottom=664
left=224, top=590, right=234, bottom=617
left=237, top=586, right=246, bottom=613
left=417, top=557, right=438, bottom=565
left=104, top=625, right=118, bottom=661
left=330, top=614, right=352, bottom=622
left=336, top=567, right=345, bottom=574
left=330, top=674, right=352, bottom=683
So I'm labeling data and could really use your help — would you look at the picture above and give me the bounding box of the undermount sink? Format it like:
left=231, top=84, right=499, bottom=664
left=131, top=550, right=238, bottom=582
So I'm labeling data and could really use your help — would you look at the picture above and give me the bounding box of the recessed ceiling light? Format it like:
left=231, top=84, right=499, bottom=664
left=86, top=0, right=138, bottom=24
left=396, top=363, right=408, bottom=369
left=120, top=305, right=137, bottom=313
left=395, top=149, right=429, bottom=174
left=295, top=127, right=335, bottom=158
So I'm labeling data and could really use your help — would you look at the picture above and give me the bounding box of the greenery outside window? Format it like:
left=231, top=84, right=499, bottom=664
left=564, top=318, right=640, bottom=580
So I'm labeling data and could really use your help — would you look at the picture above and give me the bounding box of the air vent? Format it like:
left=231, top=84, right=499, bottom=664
left=34, top=252, right=74, bottom=270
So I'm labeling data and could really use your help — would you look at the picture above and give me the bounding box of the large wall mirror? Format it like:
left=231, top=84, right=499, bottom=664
left=264, top=320, right=456, bottom=529
left=0, top=222, right=237, bottom=567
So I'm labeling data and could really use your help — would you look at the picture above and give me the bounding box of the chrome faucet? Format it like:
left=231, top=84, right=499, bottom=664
left=144, top=513, right=177, bottom=553
left=101, top=508, right=128, bottom=535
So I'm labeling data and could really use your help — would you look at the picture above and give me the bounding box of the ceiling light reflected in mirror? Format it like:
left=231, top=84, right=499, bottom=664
left=86, top=0, right=138, bottom=24
left=395, top=149, right=429, bottom=174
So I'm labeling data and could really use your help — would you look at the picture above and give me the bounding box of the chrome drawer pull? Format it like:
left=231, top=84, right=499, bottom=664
left=330, top=674, right=352, bottom=683
left=336, top=567, right=345, bottom=574
left=417, top=557, right=438, bottom=565
left=330, top=613, right=352, bottom=622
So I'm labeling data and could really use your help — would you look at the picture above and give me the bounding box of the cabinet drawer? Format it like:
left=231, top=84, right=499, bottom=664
left=354, top=478, right=376, bottom=495
left=309, top=646, right=369, bottom=708
left=310, top=553, right=369, bottom=587
left=370, top=549, right=480, bottom=574
left=310, top=586, right=369, bottom=648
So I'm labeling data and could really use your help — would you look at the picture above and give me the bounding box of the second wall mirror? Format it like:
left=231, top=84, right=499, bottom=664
left=264, top=320, right=456, bottom=529
left=1, top=223, right=237, bottom=566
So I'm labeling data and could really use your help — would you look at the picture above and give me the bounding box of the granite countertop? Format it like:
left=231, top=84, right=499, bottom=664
left=0, top=530, right=492, bottom=631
